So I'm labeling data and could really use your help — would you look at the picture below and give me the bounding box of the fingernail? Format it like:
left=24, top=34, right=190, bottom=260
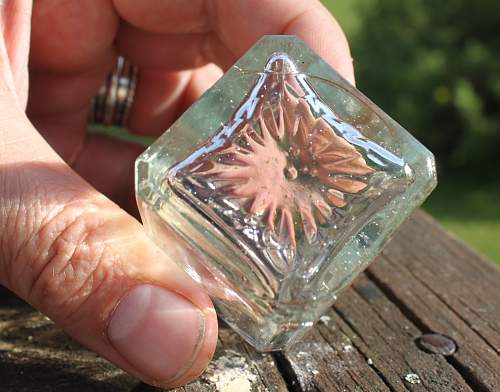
left=108, top=284, right=205, bottom=383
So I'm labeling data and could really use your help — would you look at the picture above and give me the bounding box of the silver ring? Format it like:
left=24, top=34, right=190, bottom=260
left=90, top=56, right=138, bottom=127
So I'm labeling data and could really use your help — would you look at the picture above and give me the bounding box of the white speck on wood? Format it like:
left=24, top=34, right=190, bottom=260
left=319, top=315, right=331, bottom=324
left=404, top=373, right=421, bottom=384
left=342, top=344, right=354, bottom=353
left=287, top=343, right=332, bottom=386
left=205, top=350, right=259, bottom=392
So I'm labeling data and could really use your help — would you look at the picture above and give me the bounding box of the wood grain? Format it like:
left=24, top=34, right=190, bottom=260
left=332, top=275, right=472, bottom=391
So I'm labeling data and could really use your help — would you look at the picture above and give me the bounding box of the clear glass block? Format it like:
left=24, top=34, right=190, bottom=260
left=135, top=35, right=437, bottom=351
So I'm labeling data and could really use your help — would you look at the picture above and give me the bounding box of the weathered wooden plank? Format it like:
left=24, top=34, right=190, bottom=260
left=367, top=212, right=500, bottom=391
left=203, top=327, right=288, bottom=392
left=398, top=211, right=500, bottom=353
left=330, top=274, right=472, bottom=391
left=274, top=317, right=390, bottom=391
left=140, top=325, right=289, bottom=392
left=0, top=286, right=138, bottom=392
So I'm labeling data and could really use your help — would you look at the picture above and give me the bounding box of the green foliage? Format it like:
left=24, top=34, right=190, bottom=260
left=323, top=0, right=500, bottom=176
left=322, top=0, right=500, bottom=263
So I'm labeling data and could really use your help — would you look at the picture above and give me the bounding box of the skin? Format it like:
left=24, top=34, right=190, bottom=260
left=0, top=0, right=353, bottom=388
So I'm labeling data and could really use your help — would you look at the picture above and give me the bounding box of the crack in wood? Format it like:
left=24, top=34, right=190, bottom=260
left=273, top=352, right=302, bottom=392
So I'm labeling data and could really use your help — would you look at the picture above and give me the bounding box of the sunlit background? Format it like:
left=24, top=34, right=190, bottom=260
left=322, top=0, right=500, bottom=264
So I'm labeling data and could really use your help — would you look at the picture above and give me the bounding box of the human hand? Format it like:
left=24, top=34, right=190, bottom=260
left=1, top=0, right=354, bottom=388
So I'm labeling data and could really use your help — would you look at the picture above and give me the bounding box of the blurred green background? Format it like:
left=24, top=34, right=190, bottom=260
left=322, top=0, right=500, bottom=264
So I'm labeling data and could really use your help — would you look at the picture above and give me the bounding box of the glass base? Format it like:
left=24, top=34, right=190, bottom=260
left=135, top=36, right=437, bottom=351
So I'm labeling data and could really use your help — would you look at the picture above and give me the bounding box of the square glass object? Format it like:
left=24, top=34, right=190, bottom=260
left=135, top=36, right=437, bottom=351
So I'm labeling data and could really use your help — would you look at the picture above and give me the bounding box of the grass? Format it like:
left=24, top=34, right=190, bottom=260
left=88, top=123, right=153, bottom=146
left=422, top=178, right=500, bottom=264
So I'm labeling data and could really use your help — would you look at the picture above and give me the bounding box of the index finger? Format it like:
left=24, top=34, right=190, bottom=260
left=113, top=0, right=355, bottom=84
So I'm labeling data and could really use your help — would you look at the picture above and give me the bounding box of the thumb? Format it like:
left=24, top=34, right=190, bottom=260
left=0, top=78, right=217, bottom=388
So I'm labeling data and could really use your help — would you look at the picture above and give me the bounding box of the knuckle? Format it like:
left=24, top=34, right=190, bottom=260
left=21, top=199, right=120, bottom=322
